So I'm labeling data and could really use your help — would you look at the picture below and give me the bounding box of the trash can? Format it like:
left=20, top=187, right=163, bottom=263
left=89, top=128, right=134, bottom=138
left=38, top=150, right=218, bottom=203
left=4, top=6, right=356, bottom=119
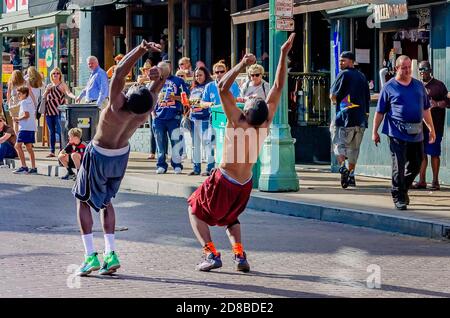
left=211, top=103, right=260, bottom=189
left=58, top=104, right=101, bottom=146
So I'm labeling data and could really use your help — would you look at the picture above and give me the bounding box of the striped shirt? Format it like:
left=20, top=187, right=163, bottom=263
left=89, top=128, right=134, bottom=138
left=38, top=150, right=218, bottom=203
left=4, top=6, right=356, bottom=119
left=46, top=84, right=65, bottom=116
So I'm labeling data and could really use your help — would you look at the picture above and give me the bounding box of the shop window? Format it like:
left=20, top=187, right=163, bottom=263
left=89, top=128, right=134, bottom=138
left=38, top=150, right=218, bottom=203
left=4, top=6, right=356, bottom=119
left=381, top=29, right=429, bottom=82
left=190, top=1, right=212, bottom=19
left=2, top=32, right=37, bottom=105
left=353, top=17, right=375, bottom=90
left=190, top=26, right=212, bottom=69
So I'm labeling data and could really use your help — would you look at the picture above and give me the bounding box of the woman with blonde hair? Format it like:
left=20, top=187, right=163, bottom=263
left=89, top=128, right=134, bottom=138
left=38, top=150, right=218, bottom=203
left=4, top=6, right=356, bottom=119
left=42, top=67, right=76, bottom=157
left=26, top=66, right=45, bottom=121
left=240, top=63, right=269, bottom=101
left=178, top=57, right=194, bottom=79
left=7, top=70, right=26, bottom=133
left=27, top=66, right=43, bottom=89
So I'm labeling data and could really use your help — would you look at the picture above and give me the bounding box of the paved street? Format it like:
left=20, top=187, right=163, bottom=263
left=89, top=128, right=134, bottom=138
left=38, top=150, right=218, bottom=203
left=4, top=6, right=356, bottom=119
left=1, top=169, right=450, bottom=298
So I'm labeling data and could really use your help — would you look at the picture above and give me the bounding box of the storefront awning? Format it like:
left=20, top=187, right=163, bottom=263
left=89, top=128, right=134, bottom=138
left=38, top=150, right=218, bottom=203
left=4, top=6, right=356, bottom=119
left=28, top=0, right=118, bottom=17
left=231, top=0, right=404, bottom=25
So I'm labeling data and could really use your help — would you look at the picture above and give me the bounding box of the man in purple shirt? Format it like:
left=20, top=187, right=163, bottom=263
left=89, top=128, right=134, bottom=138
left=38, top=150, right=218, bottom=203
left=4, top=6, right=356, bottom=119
left=372, top=55, right=436, bottom=210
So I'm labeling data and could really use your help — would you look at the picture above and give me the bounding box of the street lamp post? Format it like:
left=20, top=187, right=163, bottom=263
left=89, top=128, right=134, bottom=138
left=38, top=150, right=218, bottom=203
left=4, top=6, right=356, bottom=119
left=258, top=0, right=299, bottom=192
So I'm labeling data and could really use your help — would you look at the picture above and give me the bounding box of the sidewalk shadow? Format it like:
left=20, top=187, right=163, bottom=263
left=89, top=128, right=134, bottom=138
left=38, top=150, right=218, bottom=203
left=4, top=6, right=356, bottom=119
left=212, top=270, right=450, bottom=298
left=87, top=274, right=335, bottom=298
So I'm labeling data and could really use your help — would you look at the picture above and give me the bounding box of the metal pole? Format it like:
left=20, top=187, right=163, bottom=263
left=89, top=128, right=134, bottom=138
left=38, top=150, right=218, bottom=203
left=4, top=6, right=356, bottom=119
left=258, top=0, right=299, bottom=192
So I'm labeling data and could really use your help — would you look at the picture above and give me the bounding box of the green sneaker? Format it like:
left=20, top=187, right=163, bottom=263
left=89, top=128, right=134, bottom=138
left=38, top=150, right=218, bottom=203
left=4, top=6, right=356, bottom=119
left=77, top=252, right=101, bottom=276
left=99, top=251, right=121, bottom=275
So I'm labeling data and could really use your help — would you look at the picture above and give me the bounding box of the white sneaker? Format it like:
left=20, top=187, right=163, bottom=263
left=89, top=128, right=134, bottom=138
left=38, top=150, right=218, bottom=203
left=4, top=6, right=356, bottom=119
left=174, top=167, right=182, bottom=174
left=0, top=164, right=9, bottom=169
left=156, top=167, right=166, bottom=174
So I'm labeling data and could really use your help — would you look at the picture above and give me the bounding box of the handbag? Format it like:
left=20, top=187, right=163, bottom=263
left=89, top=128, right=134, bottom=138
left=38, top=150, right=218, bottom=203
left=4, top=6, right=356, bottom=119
left=37, top=90, right=46, bottom=116
left=8, top=96, right=20, bottom=117
left=30, top=88, right=46, bottom=120
left=403, top=122, right=422, bottom=135
left=180, top=115, right=191, bottom=132
left=392, top=117, right=423, bottom=135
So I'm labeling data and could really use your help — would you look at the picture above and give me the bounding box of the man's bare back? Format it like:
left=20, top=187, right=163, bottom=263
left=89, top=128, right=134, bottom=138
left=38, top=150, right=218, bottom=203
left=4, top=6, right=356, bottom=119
left=220, top=116, right=269, bottom=183
left=92, top=40, right=166, bottom=149
left=94, top=95, right=154, bottom=149
left=218, top=33, right=296, bottom=184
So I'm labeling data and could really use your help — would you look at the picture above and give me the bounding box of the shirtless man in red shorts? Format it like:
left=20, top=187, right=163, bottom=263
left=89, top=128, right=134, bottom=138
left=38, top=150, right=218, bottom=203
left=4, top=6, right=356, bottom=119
left=188, top=33, right=296, bottom=272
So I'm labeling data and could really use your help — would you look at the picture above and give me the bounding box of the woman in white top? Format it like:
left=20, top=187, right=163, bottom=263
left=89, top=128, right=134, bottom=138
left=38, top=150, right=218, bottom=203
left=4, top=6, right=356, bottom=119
left=239, top=63, right=270, bottom=101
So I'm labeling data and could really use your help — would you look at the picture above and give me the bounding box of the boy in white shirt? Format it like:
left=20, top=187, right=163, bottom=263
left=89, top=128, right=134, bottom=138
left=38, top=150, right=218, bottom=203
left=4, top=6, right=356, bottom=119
left=12, top=86, right=37, bottom=174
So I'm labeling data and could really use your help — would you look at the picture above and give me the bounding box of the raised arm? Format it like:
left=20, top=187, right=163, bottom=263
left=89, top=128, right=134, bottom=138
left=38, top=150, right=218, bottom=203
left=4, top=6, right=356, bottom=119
left=266, top=33, right=296, bottom=123
left=110, top=40, right=161, bottom=109
left=218, top=54, right=256, bottom=125
left=146, top=65, right=169, bottom=96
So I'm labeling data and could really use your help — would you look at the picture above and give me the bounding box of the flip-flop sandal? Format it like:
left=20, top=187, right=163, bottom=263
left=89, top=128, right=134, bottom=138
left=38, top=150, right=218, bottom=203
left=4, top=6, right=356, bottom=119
left=430, top=183, right=440, bottom=191
left=412, top=183, right=427, bottom=189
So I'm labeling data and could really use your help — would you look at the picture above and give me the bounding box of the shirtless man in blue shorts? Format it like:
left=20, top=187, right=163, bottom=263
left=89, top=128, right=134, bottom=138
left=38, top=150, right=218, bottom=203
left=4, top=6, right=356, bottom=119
left=73, top=40, right=167, bottom=276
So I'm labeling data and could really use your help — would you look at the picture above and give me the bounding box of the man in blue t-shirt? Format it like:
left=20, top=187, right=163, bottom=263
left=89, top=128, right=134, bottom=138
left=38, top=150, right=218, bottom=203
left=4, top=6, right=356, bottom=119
left=372, top=55, right=436, bottom=210
left=330, top=51, right=370, bottom=189
left=153, top=61, right=190, bottom=174
left=202, top=61, right=240, bottom=106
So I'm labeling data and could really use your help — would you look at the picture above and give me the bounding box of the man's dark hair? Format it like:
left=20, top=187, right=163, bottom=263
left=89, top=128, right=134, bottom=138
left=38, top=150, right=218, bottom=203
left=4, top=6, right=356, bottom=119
left=244, top=97, right=269, bottom=126
left=125, top=87, right=154, bottom=114
left=419, top=60, right=431, bottom=70
left=340, top=51, right=355, bottom=61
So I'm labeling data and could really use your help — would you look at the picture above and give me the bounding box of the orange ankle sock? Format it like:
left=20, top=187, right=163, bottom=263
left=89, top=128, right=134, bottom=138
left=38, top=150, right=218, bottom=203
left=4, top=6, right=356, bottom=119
left=232, top=243, right=244, bottom=257
left=204, top=242, right=218, bottom=256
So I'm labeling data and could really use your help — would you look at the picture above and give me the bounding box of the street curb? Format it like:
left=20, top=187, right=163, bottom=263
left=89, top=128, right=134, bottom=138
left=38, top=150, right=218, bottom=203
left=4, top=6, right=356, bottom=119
left=8, top=159, right=450, bottom=240
left=247, top=195, right=450, bottom=240
left=120, top=172, right=450, bottom=240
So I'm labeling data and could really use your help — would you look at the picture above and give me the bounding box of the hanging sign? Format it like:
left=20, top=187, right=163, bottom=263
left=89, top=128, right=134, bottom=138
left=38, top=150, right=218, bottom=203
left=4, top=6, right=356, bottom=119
left=373, top=0, right=408, bottom=24
left=276, top=17, right=295, bottom=31
left=275, top=0, right=293, bottom=18
left=4, top=0, right=28, bottom=13
left=2, top=64, right=13, bottom=83
left=37, top=27, right=57, bottom=83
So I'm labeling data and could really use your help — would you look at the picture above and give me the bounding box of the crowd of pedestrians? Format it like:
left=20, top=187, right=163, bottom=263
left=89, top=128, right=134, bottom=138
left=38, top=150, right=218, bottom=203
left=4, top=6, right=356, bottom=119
left=1, top=42, right=448, bottom=213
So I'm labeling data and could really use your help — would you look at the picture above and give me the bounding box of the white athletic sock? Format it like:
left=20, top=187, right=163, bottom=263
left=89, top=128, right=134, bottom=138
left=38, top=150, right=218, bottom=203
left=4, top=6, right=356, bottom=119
left=104, top=234, right=115, bottom=254
left=81, top=234, right=95, bottom=255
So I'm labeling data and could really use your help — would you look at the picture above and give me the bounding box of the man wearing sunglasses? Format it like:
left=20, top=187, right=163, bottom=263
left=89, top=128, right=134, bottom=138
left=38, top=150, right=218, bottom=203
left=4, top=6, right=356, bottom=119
left=202, top=60, right=240, bottom=106
left=240, top=63, right=270, bottom=101
left=413, top=61, right=449, bottom=191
